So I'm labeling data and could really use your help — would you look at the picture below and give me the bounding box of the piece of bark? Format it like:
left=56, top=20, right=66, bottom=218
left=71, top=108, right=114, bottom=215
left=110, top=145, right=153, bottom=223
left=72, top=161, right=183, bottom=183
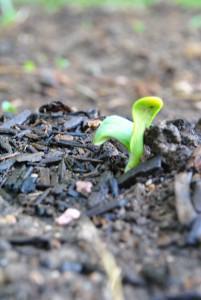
left=174, top=172, right=197, bottom=226
left=38, top=167, right=51, bottom=187
left=118, top=156, right=161, bottom=189
left=1, top=110, right=32, bottom=129
left=192, top=180, right=201, bottom=213
left=16, top=152, right=44, bottom=163
left=85, top=198, right=128, bottom=217
left=0, top=136, right=13, bottom=153
left=187, top=216, right=201, bottom=245
left=0, top=159, right=15, bottom=172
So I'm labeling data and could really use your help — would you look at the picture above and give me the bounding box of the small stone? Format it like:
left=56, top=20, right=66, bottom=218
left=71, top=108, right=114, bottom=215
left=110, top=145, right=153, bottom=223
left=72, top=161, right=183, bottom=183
left=184, top=42, right=201, bottom=59
left=87, top=119, right=101, bottom=130
left=173, top=80, right=193, bottom=97
left=55, top=208, right=81, bottom=226
left=76, top=180, right=93, bottom=196
left=0, top=214, right=16, bottom=225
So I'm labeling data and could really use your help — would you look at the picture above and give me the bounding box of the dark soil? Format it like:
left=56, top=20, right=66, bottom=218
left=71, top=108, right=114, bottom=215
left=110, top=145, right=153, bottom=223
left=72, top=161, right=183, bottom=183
left=0, top=2, right=201, bottom=300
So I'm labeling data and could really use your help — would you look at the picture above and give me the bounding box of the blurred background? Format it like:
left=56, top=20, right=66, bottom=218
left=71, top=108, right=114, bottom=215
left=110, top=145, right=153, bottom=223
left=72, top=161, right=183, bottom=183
left=0, top=0, right=201, bottom=120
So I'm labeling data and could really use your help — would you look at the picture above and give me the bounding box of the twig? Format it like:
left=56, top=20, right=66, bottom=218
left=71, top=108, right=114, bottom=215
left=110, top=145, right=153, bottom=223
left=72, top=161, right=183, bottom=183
left=0, top=152, right=19, bottom=161
left=78, top=218, right=124, bottom=300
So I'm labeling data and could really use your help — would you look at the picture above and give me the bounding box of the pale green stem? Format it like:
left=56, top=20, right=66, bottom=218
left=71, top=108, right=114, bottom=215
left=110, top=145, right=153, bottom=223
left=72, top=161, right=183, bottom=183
left=125, top=123, right=145, bottom=172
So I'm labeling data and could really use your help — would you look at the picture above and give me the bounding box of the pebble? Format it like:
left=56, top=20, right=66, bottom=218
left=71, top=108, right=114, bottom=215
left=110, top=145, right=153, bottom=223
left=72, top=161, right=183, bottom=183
left=55, top=208, right=81, bottom=226
left=76, top=180, right=93, bottom=196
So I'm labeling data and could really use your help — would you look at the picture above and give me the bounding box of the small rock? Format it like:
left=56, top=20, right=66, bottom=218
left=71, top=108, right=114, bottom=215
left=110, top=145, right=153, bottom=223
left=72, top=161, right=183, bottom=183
left=86, top=119, right=101, bottom=130
left=0, top=214, right=16, bottom=225
left=173, top=80, right=193, bottom=97
left=141, top=263, right=169, bottom=287
left=55, top=208, right=81, bottom=226
left=184, top=42, right=201, bottom=59
left=76, top=180, right=93, bottom=196
left=39, top=68, right=59, bottom=88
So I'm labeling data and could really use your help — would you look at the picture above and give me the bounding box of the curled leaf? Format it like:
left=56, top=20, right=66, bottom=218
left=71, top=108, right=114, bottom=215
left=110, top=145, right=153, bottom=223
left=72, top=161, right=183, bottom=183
left=93, top=115, right=133, bottom=151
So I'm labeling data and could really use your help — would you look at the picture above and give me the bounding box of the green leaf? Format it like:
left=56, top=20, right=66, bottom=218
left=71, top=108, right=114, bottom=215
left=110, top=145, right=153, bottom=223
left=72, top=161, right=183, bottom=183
left=93, top=115, right=133, bottom=151
left=125, top=96, right=163, bottom=171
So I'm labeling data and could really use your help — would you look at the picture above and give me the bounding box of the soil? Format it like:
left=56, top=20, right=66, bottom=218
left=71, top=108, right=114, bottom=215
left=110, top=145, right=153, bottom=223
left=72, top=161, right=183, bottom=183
left=0, top=2, right=201, bottom=300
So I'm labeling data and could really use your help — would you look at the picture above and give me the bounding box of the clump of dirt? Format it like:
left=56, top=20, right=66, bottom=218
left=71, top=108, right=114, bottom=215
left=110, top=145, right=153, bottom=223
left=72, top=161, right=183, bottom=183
left=145, top=118, right=201, bottom=170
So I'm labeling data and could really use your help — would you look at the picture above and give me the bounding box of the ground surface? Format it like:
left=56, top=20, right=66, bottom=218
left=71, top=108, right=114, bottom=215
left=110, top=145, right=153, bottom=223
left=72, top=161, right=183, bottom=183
left=0, top=2, right=201, bottom=300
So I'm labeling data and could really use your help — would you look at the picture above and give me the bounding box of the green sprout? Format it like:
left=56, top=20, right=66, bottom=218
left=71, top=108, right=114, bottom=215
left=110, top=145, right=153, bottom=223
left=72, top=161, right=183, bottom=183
left=55, top=57, right=70, bottom=70
left=1, top=100, right=17, bottom=113
left=23, top=60, right=37, bottom=73
left=93, top=96, right=164, bottom=172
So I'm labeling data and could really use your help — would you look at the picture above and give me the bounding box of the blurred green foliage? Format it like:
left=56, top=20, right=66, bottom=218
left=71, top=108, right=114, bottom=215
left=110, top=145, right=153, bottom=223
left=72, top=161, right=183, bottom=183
left=17, top=0, right=201, bottom=8
left=132, top=20, right=145, bottom=33
left=23, top=60, right=37, bottom=73
left=1, top=0, right=201, bottom=22
left=0, top=0, right=17, bottom=25
left=55, top=57, right=70, bottom=70
left=1, top=100, right=17, bottom=114
left=189, top=15, right=201, bottom=29
left=175, top=0, right=201, bottom=8
left=15, top=0, right=157, bottom=9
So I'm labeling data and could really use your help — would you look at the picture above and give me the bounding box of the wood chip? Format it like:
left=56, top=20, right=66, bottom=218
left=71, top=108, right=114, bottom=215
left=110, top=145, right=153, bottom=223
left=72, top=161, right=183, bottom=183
left=174, top=172, right=197, bottom=226
left=16, top=152, right=44, bottom=163
left=118, top=156, right=161, bottom=189
left=192, top=180, right=201, bottom=213
left=54, top=133, right=74, bottom=142
left=0, top=110, right=32, bottom=129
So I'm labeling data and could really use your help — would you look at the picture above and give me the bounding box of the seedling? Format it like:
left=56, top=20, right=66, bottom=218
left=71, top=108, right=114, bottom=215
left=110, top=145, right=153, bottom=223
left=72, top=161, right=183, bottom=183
left=23, top=60, right=37, bottom=73
left=55, top=57, right=70, bottom=70
left=1, top=100, right=17, bottom=113
left=93, top=96, right=163, bottom=172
